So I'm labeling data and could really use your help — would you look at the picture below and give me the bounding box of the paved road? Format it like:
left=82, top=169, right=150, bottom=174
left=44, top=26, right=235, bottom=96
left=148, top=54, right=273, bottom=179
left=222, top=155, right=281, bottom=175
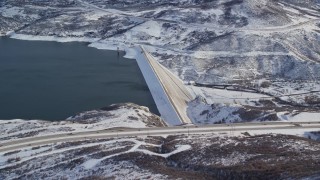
left=140, top=46, right=193, bottom=124
left=1, top=121, right=319, bottom=153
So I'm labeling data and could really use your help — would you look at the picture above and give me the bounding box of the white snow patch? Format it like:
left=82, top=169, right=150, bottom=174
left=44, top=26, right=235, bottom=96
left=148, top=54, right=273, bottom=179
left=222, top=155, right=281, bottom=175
left=135, top=145, right=191, bottom=158
left=188, top=86, right=271, bottom=105
left=82, top=159, right=101, bottom=169
left=278, top=112, right=320, bottom=122
left=130, top=21, right=162, bottom=37
left=10, top=33, right=100, bottom=43
left=84, top=11, right=109, bottom=21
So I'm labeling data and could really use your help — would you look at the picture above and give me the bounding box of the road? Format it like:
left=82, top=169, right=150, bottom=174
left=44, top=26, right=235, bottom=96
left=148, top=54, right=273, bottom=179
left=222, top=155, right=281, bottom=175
left=1, top=121, right=319, bottom=153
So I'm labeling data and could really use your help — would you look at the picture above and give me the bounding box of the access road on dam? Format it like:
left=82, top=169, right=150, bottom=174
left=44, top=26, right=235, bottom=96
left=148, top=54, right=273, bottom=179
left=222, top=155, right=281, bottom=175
left=136, top=46, right=193, bottom=125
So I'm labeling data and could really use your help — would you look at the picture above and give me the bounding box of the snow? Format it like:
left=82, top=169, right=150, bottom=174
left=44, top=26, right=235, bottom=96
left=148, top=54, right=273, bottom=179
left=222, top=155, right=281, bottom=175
left=188, top=86, right=271, bottom=105
left=88, top=41, right=137, bottom=59
left=278, top=2, right=320, bottom=15
left=123, top=47, right=138, bottom=59
left=22, top=138, right=190, bottom=171
left=0, top=104, right=163, bottom=144
left=82, top=158, right=101, bottom=169
left=0, top=145, right=52, bottom=166
left=10, top=33, right=100, bottom=43
left=187, top=98, right=242, bottom=124
left=0, top=139, right=129, bottom=168
left=88, top=41, right=124, bottom=51
left=277, top=112, right=320, bottom=122
left=187, top=85, right=320, bottom=124
left=248, top=128, right=320, bottom=138
left=193, top=51, right=290, bottom=59
left=5, top=31, right=15, bottom=36
left=84, top=11, right=109, bottom=21
left=261, top=81, right=320, bottom=106
left=204, top=8, right=224, bottom=17
left=130, top=21, right=162, bottom=38
left=0, top=137, right=191, bottom=171
left=77, top=0, right=132, bottom=16
left=281, top=5, right=301, bottom=15
left=0, top=7, right=21, bottom=18
left=0, top=6, right=39, bottom=19
left=135, top=145, right=191, bottom=158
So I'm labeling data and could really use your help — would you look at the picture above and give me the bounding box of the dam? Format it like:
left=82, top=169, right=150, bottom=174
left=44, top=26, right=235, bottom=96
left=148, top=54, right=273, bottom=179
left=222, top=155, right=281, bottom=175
left=135, top=46, right=194, bottom=125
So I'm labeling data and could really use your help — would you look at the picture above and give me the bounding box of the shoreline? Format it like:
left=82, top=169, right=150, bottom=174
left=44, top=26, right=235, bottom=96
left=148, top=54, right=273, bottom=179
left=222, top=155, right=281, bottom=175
left=9, top=33, right=100, bottom=43
left=8, top=33, right=138, bottom=59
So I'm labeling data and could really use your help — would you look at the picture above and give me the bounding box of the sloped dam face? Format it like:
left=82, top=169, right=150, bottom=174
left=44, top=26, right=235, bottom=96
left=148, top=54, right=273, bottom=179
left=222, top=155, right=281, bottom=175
left=0, top=37, right=158, bottom=120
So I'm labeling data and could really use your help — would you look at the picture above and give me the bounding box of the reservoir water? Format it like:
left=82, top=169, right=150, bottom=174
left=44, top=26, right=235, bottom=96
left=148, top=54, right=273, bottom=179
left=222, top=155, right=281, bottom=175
left=0, top=37, right=159, bottom=120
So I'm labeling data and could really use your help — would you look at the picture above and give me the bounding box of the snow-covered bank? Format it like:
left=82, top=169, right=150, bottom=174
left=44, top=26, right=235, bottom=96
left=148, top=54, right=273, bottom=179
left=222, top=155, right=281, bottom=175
left=89, top=41, right=137, bottom=59
left=0, top=103, right=166, bottom=143
left=9, top=33, right=138, bottom=60
left=89, top=41, right=126, bottom=51
left=10, top=33, right=100, bottom=43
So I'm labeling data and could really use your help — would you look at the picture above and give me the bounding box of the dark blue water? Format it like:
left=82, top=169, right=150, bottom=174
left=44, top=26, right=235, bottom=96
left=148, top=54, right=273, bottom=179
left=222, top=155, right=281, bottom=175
left=0, top=37, right=158, bottom=120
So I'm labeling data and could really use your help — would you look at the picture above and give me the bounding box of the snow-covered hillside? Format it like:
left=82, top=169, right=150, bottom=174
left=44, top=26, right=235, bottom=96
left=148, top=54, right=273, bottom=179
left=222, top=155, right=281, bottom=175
left=0, top=103, right=166, bottom=143
left=1, top=133, right=320, bottom=179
